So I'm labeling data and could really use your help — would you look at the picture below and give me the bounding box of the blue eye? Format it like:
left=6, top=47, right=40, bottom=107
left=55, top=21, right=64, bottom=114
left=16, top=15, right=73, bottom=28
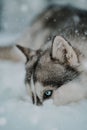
left=43, top=90, right=53, bottom=99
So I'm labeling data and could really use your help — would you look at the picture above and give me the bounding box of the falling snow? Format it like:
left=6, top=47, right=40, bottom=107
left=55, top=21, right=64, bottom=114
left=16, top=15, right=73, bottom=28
left=0, top=0, right=87, bottom=130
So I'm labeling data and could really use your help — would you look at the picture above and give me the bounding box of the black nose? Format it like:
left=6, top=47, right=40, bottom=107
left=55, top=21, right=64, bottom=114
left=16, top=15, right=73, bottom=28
left=32, top=93, right=42, bottom=106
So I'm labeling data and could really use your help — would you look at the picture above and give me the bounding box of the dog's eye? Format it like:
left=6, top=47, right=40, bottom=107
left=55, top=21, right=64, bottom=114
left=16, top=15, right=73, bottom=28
left=43, top=90, right=53, bottom=99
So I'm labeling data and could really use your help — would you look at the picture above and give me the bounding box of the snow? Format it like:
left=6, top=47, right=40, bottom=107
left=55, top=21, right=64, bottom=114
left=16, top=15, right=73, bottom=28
left=0, top=61, right=87, bottom=130
left=0, top=117, right=7, bottom=126
left=0, top=1, right=87, bottom=129
left=0, top=33, right=21, bottom=46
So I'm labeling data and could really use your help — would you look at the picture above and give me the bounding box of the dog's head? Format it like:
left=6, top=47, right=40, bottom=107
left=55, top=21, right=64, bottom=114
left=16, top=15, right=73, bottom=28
left=17, top=36, right=80, bottom=105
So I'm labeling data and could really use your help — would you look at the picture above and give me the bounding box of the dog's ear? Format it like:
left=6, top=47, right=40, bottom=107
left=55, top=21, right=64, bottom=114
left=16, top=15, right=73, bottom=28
left=52, top=36, right=79, bottom=67
left=16, top=45, right=36, bottom=62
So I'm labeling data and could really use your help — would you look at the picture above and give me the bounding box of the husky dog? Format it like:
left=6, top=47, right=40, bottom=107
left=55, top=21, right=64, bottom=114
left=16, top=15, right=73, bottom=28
left=17, top=5, right=87, bottom=106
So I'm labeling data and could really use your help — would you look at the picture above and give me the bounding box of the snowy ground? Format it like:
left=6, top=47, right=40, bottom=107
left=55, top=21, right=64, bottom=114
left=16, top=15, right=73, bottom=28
left=0, top=0, right=87, bottom=130
left=0, top=61, right=87, bottom=130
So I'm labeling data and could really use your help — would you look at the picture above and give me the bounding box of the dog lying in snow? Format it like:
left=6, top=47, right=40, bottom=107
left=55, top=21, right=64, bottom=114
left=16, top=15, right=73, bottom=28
left=16, top=5, right=87, bottom=106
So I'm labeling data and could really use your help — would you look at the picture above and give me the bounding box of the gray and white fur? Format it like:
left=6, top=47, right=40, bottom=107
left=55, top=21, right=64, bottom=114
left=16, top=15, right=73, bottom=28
left=16, top=5, right=87, bottom=106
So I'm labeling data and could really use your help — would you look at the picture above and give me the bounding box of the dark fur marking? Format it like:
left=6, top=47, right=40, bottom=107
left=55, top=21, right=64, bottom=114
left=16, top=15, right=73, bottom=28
left=32, top=93, right=42, bottom=105
left=41, top=66, right=79, bottom=88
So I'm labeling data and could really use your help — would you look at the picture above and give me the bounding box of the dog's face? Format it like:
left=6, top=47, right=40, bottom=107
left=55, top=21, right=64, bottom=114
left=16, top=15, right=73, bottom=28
left=17, top=36, right=80, bottom=105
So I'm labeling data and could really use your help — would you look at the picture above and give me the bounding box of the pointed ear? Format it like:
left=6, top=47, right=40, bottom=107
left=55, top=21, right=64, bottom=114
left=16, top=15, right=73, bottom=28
left=52, top=36, right=79, bottom=67
left=16, top=45, right=35, bottom=61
